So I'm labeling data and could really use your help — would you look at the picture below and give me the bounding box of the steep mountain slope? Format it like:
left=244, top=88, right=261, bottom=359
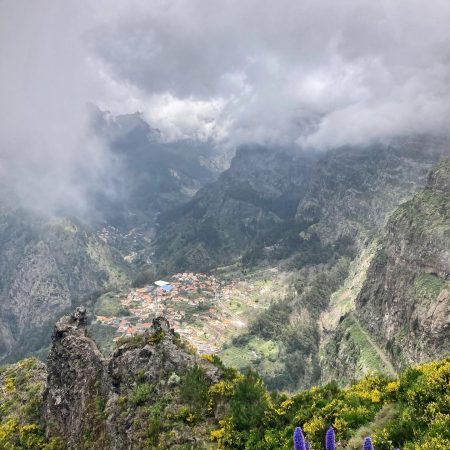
left=92, top=110, right=221, bottom=229
left=296, top=136, right=447, bottom=244
left=321, top=157, right=449, bottom=383
left=206, top=139, right=449, bottom=391
left=0, top=203, right=129, bottom=362
left=154, top=146, right=315, bottom=272
left=155, top=135, right=448, bottom=275
left=354, top=157, right=450, bottom=368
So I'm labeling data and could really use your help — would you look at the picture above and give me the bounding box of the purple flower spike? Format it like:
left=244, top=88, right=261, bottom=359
left=294, top=427, right=306, bottom=450
left=305, top=440, right=311, bottom=450
left=363, top=437, right=374, bottom=450
left=326, top=426, right=335, bottom=450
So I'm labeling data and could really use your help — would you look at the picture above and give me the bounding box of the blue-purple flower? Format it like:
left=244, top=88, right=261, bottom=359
left=305, top=441, right=310, bottom=450
left=363, top=437, right=374, bottom=450
left=326, top=426, right=335, bottom=450
left=294, top=427, right=306, bottom=450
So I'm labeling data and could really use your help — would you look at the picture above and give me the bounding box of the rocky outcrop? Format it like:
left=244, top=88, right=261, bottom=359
left=355, top=157, right=450, bottom=368
left=44, top=307, right=105, bottom=447
left=44, top=308, right=220, bottom=449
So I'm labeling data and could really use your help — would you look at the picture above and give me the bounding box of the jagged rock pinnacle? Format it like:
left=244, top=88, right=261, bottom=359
left=44, top=309, right=220, bottom=449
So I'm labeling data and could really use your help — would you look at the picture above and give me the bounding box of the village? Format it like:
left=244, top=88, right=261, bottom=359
left=93, top=269, right=285, bottom=355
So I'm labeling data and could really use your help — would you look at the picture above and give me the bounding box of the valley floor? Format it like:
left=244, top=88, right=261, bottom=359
left=90, top=267, right=289, bottom=357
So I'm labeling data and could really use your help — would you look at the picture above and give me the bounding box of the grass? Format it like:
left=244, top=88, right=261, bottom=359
left=219, top=346, right=255, bottom=370
left=321, top=242, right=377, bottom=332
left=413, top=273, right=447, bottom=303
left=393, top=186, right=450, bottom=229
left=343, top=316, right=392, bottom=375
left=94, top=292, right=130, bottom=317
left=219, top=337, right=280, bottom=373
left=129, top=383, right=155, bottom=406
left=247, top=337, right=279, bottom=362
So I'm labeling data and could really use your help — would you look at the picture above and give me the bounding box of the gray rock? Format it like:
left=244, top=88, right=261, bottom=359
left=44, top=309, right=220, bottom=449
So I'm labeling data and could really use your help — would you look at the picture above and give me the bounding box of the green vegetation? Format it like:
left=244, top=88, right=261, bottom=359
left=180, top=365, right=210, bottom=409
left=0, top=359, right=66, bottom=449
left=93, top=291, right=130, bottom=317
left=413, top=273, right=447, bottom=302
left=129, top=383, right=155, bottom=406
left=393, top=183, right=450, bottom=229
left=1, top=354, right=449, bottom=449
left=207, top=357, right=450, bottom=450
left=323, top=314, right=395, bottom=385
left=226, top=258, right=351, bottom=390
left=344, top=315, right=390, bottom=373
left=115, top=329, right=166, bottom=349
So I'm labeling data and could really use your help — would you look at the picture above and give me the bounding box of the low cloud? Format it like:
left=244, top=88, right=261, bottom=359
left=0, top=1, right=118, bottom=217
left=91, top=0, right=450, bottom=149
left=1, top=0, right=450, bottom=215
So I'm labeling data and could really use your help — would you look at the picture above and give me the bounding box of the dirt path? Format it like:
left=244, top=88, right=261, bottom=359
left=350, top=312, right=396, bottom=376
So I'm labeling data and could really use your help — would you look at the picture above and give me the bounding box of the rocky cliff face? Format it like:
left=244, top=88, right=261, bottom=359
left=0, top=207, right=129, bottom=362
left=44, top=308, right=220, bottom=449
left=355, top=157, right=450, bottom=369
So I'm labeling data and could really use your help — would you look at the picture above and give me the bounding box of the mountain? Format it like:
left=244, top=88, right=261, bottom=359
left=321, top=157, right=450, bottom=384
left=154, top=145, right=316, bottom=272
left=1, top=131, right=448, bottom=392
left=0, top=308, right=448, bottom=449
left=296, top=136, right=446, bottom=244
left=0, top=203, right=129, bottom=362
left=207, top=138, right=449, bottom=391
left=354, top=157, right=450, bottom=368
left=155, top=136, right=448, bottom=275
left=84, top=110, right=227, bottom=275
left=261, top=135, right=448, bottom=268
left=92, top=110, right=222, bottom=229
left=0, top=110, right=225, bottom=363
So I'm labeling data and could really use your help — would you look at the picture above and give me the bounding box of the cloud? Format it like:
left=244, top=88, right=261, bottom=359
left=1, top=0, right=450, bottom=216
left=0, top=1, right=118, bottom=217
left=89, top=0, right=450, bottom=148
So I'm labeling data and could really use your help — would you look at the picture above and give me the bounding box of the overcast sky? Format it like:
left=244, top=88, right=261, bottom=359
left=1, top=0, right=450, bottom=214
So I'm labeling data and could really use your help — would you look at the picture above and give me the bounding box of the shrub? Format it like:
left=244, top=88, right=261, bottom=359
left=129, top=383, right=154, bottom=406
left=180, top=365, right=210, bottom=408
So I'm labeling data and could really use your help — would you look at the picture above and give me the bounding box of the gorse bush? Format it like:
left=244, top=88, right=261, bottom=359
left=0, top=359, right=66, bottom=449
left=1, top=356, right=449, bottom=448
left=210, top=357, right=450, bottom=449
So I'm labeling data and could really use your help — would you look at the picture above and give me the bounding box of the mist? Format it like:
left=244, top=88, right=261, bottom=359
left=0, top=1, right=118, bottom=217
left=1, top=0, right=450, bottom=216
